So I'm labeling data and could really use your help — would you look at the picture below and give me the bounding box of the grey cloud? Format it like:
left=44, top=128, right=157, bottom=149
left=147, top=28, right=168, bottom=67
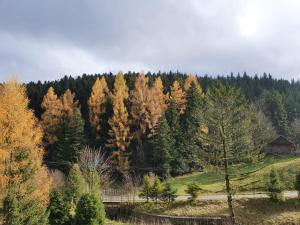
left=0, top=0, right=300, bottom=82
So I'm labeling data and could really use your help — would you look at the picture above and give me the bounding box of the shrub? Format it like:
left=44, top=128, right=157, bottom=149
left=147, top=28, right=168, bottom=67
left=295, top=170, right=300, bottom=198
left=75, top=193, right=105, bottom=225
left=185, top=182, right=201, bottom=202
left=48, top=189, right=71, bottom=225
left=161, top=182, right=177, bottom=203
left=139, top=175, right=152, bottom=202
left=267, top=169, right=284, bottom=202
left=150, top=176, right=163, bottom=203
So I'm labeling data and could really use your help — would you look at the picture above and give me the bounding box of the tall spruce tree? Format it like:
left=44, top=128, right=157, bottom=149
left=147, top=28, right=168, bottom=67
left=200, top=83, right=252, bottom=225
left=52, top=110, right=85, bottom=171
left=182, top=82, right=204, bottom=171
left=150, top=116, right=174, bottom=178
left=165, top=100, right=186, bottom=175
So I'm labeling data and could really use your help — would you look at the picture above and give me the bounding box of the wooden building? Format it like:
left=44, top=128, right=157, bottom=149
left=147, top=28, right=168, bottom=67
left=266, top=135, right=296, bottom=155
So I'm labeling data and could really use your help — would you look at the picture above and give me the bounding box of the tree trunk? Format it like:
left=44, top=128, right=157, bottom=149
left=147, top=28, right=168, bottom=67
left=222, top=139, right=237, bottom=225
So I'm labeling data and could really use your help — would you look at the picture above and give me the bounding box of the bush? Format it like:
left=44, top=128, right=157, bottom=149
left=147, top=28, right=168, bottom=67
left=139, top=175, right=152, bottom=202
left=75, top=193, right=105, bottom=225
left=185, top=182, right=201, bottom=202
left=267, top=169, right=284, bottom=202
left=295, top=170, right=300, bottom=198
left=161, top=183, right=177, bottom=203
left=150, top=176, right=163, bottom=202
left=48, top=189, right=71, bottom=225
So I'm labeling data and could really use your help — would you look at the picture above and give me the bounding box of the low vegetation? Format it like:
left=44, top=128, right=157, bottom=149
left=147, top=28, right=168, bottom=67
left=134, top=198, right=300, bottom=225
left=167, top=155, right=300, bottom=195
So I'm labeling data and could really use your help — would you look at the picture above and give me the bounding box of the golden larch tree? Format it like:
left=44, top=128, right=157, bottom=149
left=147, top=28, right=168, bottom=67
left=88, top=77, right=110, bottom=139
left=0, top=79, right=51, bottom=220
left=40, top=87, right=63, bottom=145
left=146, top=76, right=168, bottom=135
left=170, top=80, right=186, bottom=114
left=106, top=72, right=131, bottom=171
left=130, top=73, right=150, bottom=139
left=184, top=74, right=203, bottom=94
left=60, top=89, right=79, bottom=119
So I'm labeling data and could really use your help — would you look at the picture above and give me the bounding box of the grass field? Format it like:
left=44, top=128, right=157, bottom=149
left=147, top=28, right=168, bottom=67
left=167, top=155, right=300, bottom=195
left=135, top=198, right=300, bottom=225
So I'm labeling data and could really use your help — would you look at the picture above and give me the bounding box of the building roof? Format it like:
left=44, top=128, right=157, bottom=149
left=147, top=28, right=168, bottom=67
left=270, top=135, right=294, bottom=146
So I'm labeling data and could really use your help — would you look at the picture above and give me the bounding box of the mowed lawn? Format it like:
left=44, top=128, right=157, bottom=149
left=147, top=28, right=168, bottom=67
left=167, top=155, right=300, bottom=195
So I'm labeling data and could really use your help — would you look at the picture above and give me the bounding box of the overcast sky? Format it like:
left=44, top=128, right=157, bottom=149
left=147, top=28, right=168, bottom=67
left=1, top=0, right=300, bottom=82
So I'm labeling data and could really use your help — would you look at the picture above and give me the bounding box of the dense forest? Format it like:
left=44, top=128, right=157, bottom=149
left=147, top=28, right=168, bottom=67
left=26, top=72, right=300, bottom=178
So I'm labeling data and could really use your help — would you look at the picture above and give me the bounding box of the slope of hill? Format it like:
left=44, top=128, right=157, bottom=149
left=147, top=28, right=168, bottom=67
left=167, top=155, right=300, bottom=195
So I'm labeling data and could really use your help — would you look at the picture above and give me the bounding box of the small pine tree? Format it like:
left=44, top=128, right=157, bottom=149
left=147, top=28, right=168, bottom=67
left=139, top=175, right=152, bottom=202
left=150, top=176, right=163, bottom=203
left=75, top=193, right=105, bottom=225
left=48, top=189, right=71, bottom=225
left=295, top=170, right=300, bottom=198
left=185, top=182, right=201, bottom=203
left=267, top=169, right=284, bottom=202
left=161, top=183, right=177, bottom=203
left=66, top=164, right=86, bottom=205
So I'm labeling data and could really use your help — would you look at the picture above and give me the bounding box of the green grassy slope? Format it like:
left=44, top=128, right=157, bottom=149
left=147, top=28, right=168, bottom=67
left=167, top=155, right=300, bottom=195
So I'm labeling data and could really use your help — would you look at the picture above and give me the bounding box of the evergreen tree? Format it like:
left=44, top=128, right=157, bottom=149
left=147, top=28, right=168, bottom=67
left=150, top=116, right=173, bottom=178
left=161, top=183, right=177, bottom=203
left=183, top=74, right=203, bottom=93
left=75, top=193, right=105, bottom=225
left=150, top=176, right=163, bottom=203
left=267, top=169, right=284, bottom=202
left=200, top=83, right=252, bottom=225
left=0, top=79, right=51, bottom=225
left=139, top=175, right=152, bottom=202
left=181, top=82, right=204, bottom=171
left=185, top=182, right=201, bottom=203
left=261, top=90, right=289, bottom=135
left=48, top=189, right=71, bottom=225
left=165, top=100, right=186, bottom=175
left=52, top=110, right=85, bottom=171
left=65, top=164, right=86, bottom=205
left=295, top=171, right=300, bottom=198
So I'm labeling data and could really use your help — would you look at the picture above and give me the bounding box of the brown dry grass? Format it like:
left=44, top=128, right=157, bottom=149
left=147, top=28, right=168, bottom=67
left=135, top=198, right=300, bottom=225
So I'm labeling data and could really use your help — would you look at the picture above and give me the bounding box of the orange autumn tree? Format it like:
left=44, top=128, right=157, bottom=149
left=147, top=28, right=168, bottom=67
left=60, top=89, right=79, bottom=119
left=147, top=77, right=168, bottom=135
left=106, top=72, right=131, bottom=171
left=170, top=80, right=186, bottom=114
left=0, top=79, right=51, bottom=224
left=40, top=87, right=63, bottom=145
left=130, top=73, right=150, bottom=140
left=88, top=77, right=110, bottom=140
left=184, top=74, right=203, bottom=94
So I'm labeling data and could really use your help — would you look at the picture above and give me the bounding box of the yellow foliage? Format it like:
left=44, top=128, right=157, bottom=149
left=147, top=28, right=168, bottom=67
left=41, top=87, right=63, bottom=145
left=88, top=77, right=110, bottom=139
left=107, top=72, right=131, bottom=170
left=0, top=79, right=51, bottom=207
left=184, top=74, right=203, bottom=94
left=60, top=89, right=79, bottom=119
left=170, top=80, right=186, bottom=114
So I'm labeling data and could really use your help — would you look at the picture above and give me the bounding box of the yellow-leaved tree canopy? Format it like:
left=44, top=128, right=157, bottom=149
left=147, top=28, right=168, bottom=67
left=88, top=77, right=110, bottom=140
left=0, top=79, right=51, bottom=224
left=107, top=72, right=131, bottom=171
left=170, top=80, right=186, bottom=114
left=184, top=74, right=203, bottom=94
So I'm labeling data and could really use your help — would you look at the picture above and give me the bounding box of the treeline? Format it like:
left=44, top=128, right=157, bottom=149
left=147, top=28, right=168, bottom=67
left=26, top=71, right=300, bottom=178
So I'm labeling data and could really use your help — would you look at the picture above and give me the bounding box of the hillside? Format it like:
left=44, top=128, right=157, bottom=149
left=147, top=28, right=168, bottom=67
left=167, top=155, right=300, bottom=195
